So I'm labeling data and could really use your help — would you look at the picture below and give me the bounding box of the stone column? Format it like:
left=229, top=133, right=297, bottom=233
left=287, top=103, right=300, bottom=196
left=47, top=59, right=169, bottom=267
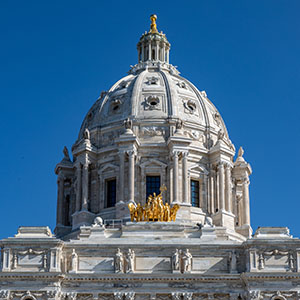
left=172, top=151, right=179, bottom=203
left=209, top=170, right=215, bottom=214
left=218, top=163, right=225, bottom=211
left=141, top=42, right=145, bottom=61
left=127, top=150, right=136, bottom=202
left=81, top=162, right=89, bottom=210
left=182, top=151, right=189, bottom=204
left=225, top=164, right=232, bottom=213
left=119, top=151, right=125, bottom=202
left=242, top=177, right=250, bottom=225
left=162, top=45, right=165, bottom=62
left=149, top=43, right=152, bottom=60
left=56, top=171, right=64, bottom=225
left=155, top=42, right=159, bottom=60
left=75, top=163, right=81, bottom=212
left=166, top=49, right=169, bottom=63
left=1, top=248, right=11, bottom=271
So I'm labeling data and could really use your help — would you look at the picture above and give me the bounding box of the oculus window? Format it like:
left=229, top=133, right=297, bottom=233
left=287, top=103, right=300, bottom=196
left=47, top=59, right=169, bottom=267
left=146, top=176, right=160, bottom=199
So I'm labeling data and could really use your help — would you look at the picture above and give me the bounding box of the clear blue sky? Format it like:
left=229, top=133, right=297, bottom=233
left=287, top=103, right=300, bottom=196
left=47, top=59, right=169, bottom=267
left=1, top=1, right=300, bottom=239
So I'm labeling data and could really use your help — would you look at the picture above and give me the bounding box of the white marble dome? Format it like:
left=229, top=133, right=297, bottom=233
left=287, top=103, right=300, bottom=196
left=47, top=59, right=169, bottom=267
left=56, top=15, right=251, bottom=241
left=78, top=65, right=230, bottom=148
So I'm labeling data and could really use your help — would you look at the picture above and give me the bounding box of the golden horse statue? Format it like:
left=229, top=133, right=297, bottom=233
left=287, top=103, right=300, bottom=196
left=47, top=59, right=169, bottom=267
left=128, top=185, right=180, bottom=222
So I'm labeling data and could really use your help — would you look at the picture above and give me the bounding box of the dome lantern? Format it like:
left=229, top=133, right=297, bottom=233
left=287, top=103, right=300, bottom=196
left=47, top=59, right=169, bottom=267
left=137, top=15, right=171, bottom=64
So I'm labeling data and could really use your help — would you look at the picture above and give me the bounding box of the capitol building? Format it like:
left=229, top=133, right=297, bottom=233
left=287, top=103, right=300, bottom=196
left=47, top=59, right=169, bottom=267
left=1, top=15, right=300, bottom=300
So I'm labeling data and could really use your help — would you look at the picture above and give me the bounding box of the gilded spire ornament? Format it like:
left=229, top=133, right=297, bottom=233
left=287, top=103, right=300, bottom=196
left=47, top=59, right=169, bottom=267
left=150, top=14, right=158, bottom=33
left=128, top=185, right=180, bottom=222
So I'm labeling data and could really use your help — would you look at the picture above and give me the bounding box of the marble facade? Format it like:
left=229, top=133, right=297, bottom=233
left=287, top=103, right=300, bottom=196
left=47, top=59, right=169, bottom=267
left=1, top=15, right=300, bottom=300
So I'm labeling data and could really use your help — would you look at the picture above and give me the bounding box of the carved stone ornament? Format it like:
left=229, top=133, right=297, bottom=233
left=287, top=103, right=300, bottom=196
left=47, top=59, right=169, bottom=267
left=145, top=95, right=160, bottom=110
left=114, top=248, right=124, bottom=273
left=248, top=290, right=261, bottom=300
left=182, top=293, right=193, bottom=300
left=63, top=146, right=70, bottom=160
left=177, top=81, right=187, bottom=89
left=0, top=290, right=10, bottom=300
left=125, top=293, right=135, bottom=300
left=125, top=249, right=135, bottom=273
left=172, top=249, right=193, bottom=273
left=141, top=126, right=165, bottom=136
left=92, top=216, right=104, bottom=227
left=114, top=293, right=124, bottom=300
left=118, top=80, right=130, bottom=89
left=18, top=248, right=45, bottom=255
left=70, top=249, right=78, bottom=273
left=184, top=99, right=197, bottom=114
left=83, top=128, right=90, bottom=140
left=110, top=98, right=123, bottom=113
left=66, top=293, right=77, bottom=300
left=20, top=291, right=38, bottom=300
left=145, top=76, right=159, bottom=85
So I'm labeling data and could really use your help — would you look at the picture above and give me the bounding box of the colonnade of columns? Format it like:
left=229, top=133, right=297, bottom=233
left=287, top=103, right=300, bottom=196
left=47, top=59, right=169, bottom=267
left=171, top=150, right=189, bottom=205
left=208, top=162, right=233, bottom=215
left=138, top=41, right=170, bottom=63
left=60, top=150, right=250, bottom=230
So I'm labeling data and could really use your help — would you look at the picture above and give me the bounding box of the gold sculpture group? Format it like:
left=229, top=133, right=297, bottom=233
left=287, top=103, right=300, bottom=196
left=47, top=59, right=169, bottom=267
left=128, top=185, right=180, bottom=222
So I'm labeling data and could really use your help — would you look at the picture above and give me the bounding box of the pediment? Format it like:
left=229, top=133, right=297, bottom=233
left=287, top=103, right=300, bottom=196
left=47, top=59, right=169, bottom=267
left=189, top=163, right=208, bottom=175
left=140, top=158, right=167, bottom=169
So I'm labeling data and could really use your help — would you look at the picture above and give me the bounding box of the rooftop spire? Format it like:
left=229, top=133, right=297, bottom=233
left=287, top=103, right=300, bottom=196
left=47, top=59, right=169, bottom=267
left=150, top=14, right=158, bottom=33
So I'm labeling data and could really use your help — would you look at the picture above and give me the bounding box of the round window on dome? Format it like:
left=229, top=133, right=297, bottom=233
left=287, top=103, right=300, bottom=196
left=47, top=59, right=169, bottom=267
left=110, top=98, right=122, bottom=113
left=147, top=96, right=160, bottom=109
left=185, top=100, right=197, bottom=114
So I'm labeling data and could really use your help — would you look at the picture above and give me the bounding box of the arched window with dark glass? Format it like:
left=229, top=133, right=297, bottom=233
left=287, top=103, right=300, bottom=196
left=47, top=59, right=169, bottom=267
left=146, top=176, right=160, bottom=199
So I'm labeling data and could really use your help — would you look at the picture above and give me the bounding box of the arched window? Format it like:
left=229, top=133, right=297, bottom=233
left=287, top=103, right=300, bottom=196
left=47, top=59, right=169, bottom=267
left=152, top=49, right=155, bottom=60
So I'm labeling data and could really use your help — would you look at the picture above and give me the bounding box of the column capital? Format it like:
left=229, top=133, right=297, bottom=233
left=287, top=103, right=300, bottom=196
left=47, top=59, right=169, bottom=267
left=171, top=150, right=181, bottom=158
left=225, top=162, right=232, bottom=170
left=243, top=177, right=250, bottom=184
left=218, top=161, right=225, bottom=169
left=182, top=150, right=189, bottom=158
left=126, top=149, right=137, bottom=157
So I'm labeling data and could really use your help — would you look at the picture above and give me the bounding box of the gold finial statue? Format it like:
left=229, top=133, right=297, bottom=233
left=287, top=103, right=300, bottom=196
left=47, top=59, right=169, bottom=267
left=150, top=14, right=158, bottom=33
left=128, top=185, right=180, bottom=222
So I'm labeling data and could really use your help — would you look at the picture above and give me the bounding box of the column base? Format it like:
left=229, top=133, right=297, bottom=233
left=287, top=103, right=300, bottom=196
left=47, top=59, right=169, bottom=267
left=212, top=210, right=235, bottom=231
left=72, top=210, right=95, bottom=230
left=236, top=224, right=253, bottom=239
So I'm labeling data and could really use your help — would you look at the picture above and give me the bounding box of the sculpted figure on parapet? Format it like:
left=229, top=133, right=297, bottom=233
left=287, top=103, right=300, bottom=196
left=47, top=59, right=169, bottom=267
left=114, top=248, right=124, bottom=273
left=128, top=185, right=180, bottom=222
left=115, top=248, right=135, bottom=273
left=125, top=249, right=135, bottom=273
left=172, top=249, right=192, bottom=273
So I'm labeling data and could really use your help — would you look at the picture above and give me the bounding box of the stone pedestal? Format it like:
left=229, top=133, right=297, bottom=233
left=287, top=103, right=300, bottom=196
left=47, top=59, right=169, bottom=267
left=212, top=210, right=235, bottom=231
left=236, top=224, right=253, bottom=239
left=200, top=226, right=217, bottom=241
left=72, top=210, right=95, bottom=229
